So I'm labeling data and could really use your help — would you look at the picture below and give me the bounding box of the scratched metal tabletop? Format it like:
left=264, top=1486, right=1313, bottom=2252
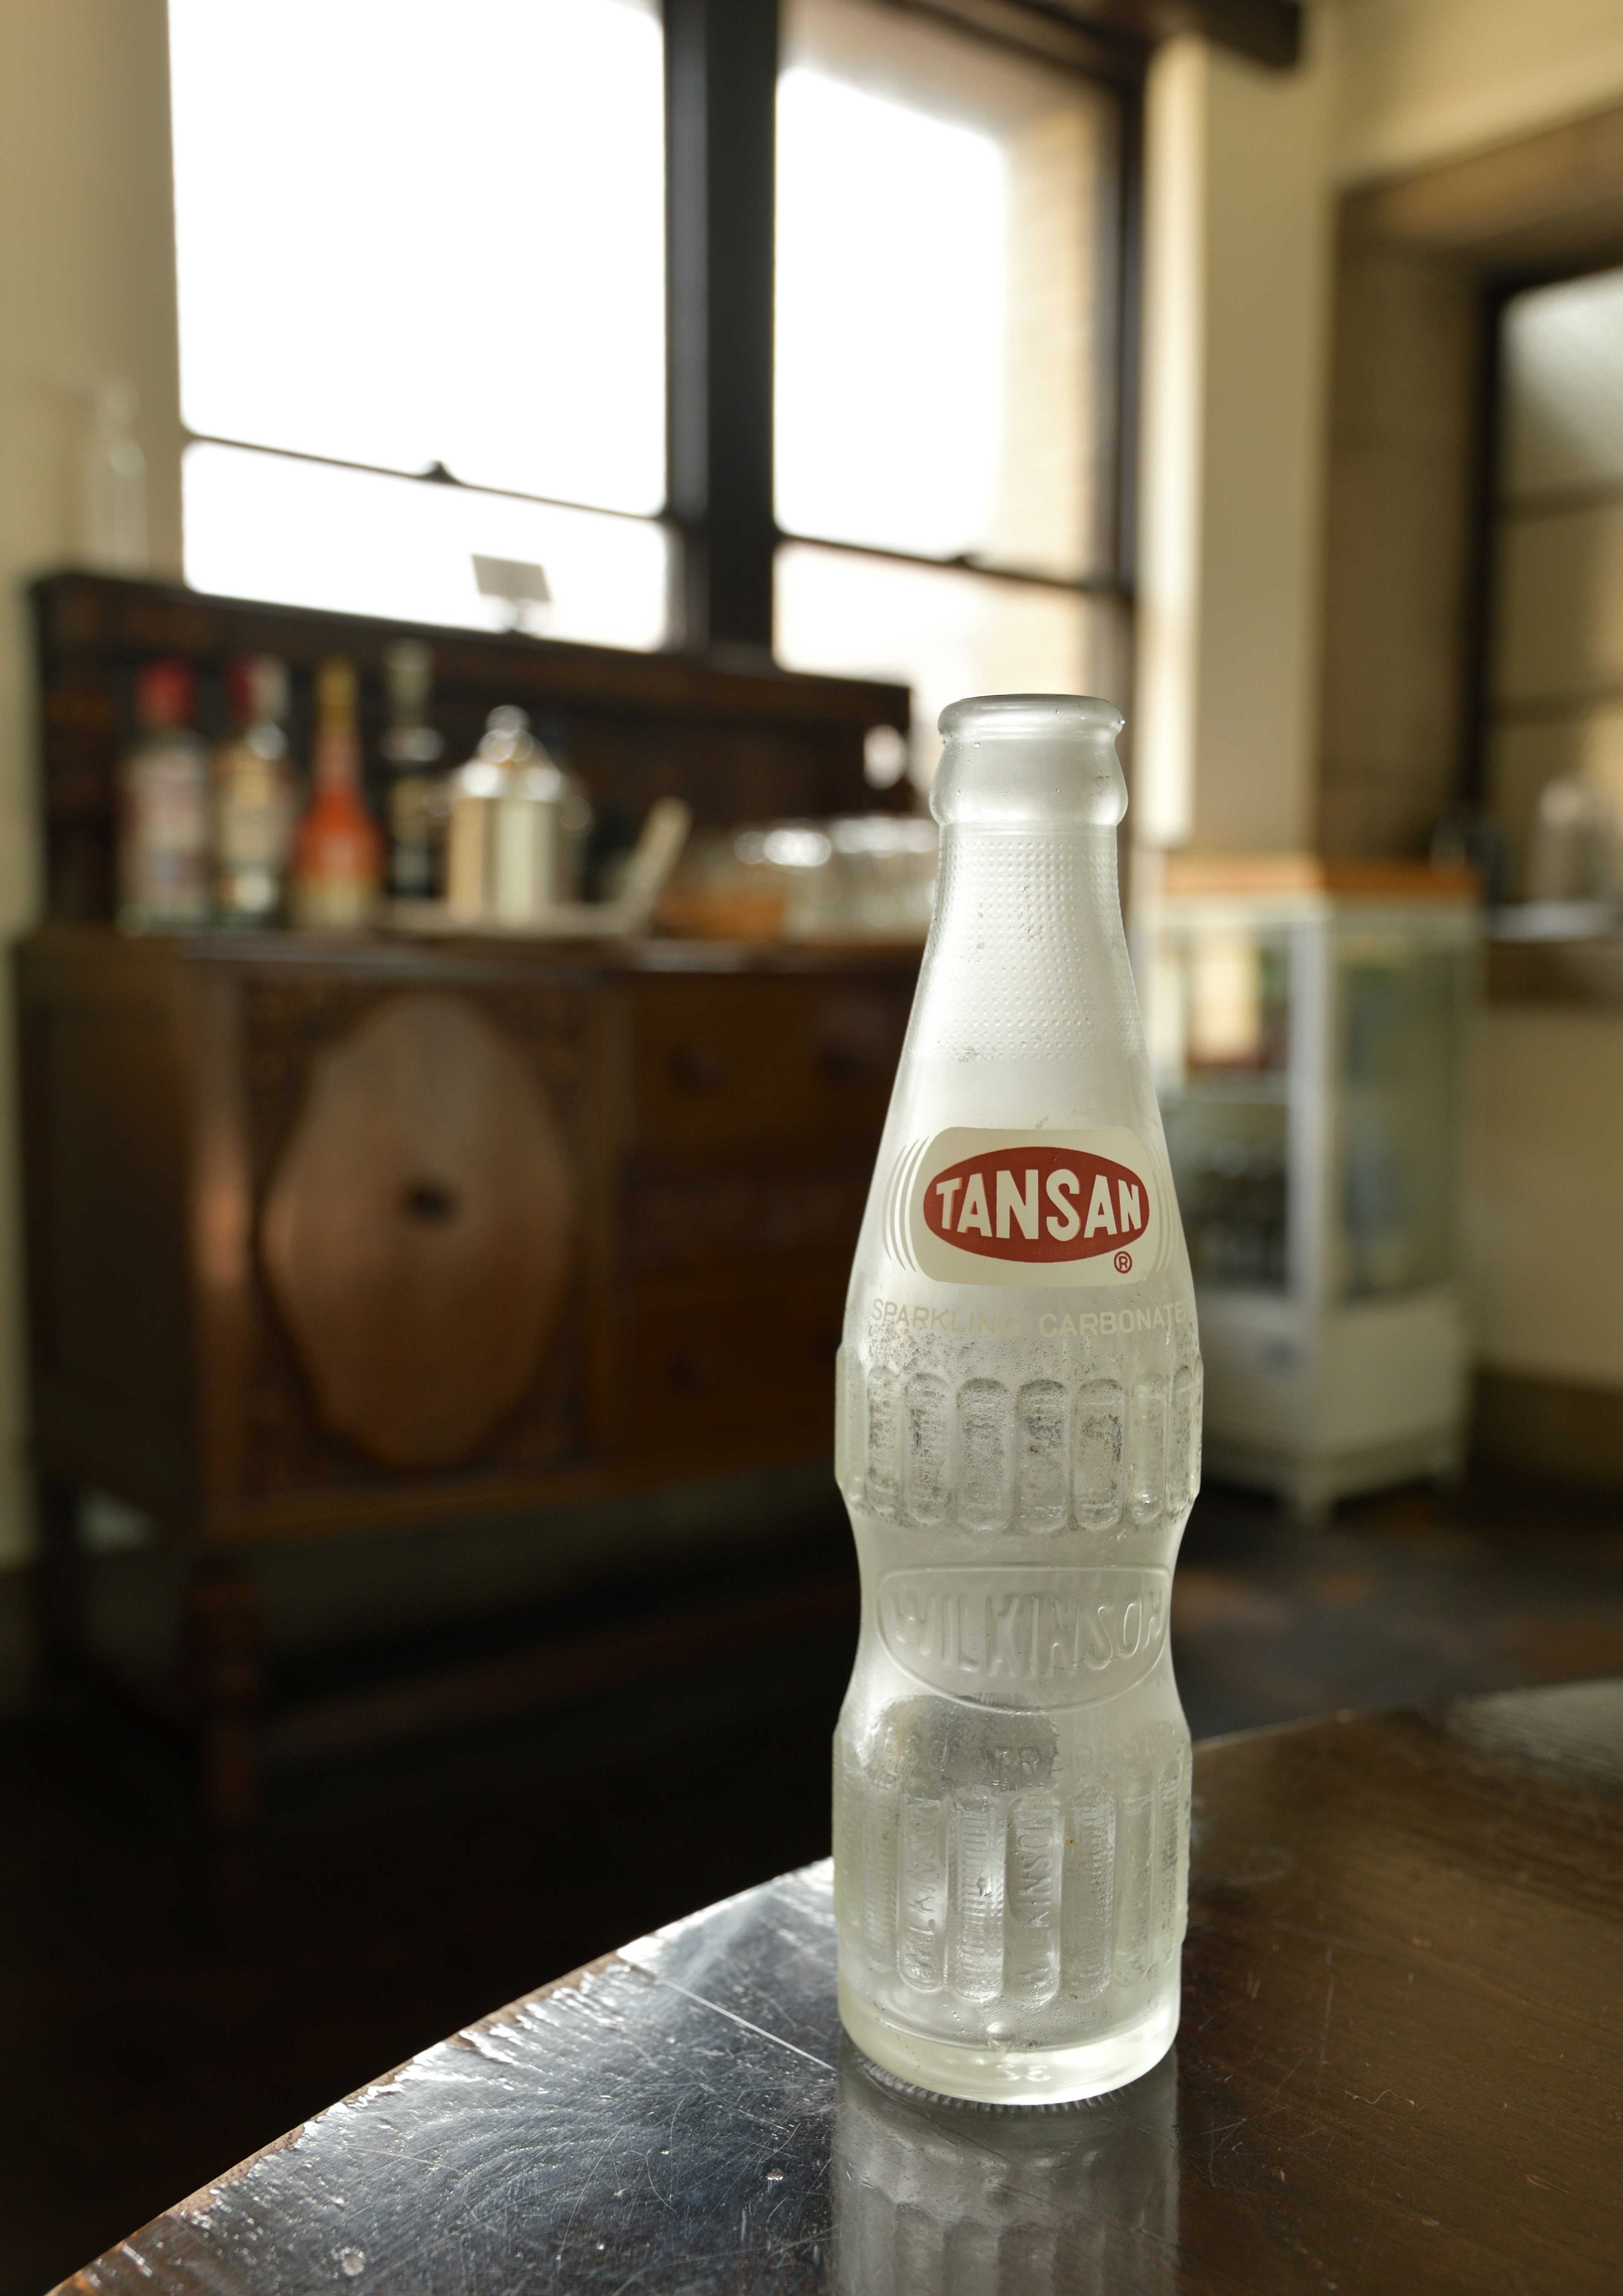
left=60, top=1680, right=1623, bottom=2294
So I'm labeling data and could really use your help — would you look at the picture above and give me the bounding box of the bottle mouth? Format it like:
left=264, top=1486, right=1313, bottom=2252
left=931, top=692, right=1129, bottom=829
left=937, top=693, right=1125, bottom=743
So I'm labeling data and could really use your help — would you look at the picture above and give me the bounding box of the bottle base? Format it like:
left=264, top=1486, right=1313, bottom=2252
left=838, top=1974, right=1179, bottom=2107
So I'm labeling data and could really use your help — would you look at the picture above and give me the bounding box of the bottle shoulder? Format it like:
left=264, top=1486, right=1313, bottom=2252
left=124, top=729, right=206, bottom=776
left=904, top=831, right=1143, bottom=1070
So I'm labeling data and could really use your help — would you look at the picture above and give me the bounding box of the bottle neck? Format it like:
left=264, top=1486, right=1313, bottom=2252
left=313, top=722, right=360, bottom=797
left=904, top=820, right=1142, bottom=1068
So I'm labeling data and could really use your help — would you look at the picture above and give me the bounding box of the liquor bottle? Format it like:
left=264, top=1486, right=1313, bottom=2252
left=290, top=657, right=383, bottom=930
left=211, top=654, right=297, bottom=926
left=380, top=639, right=447, bottom=902
left=833, top=694, right=1201, bottom=2105
left=116, top=658, right=209, bottom=931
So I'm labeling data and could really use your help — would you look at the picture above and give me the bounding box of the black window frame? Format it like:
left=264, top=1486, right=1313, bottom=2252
left=667, top=0, right=1153, bottom=661
left=1464, top=251, right=1623, bottom=823
left=172, top=0, right=1301, bottom=662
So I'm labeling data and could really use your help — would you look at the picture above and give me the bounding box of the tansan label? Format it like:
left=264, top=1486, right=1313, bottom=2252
left=922, top=1142, right=1148, bottom=1264
left=887, top=1128, right=1171, bottom=1289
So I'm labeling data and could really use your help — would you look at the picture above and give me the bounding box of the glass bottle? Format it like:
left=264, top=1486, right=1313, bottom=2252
left=211, top=654, right=297, bottom=926
left=116, top=658, right=209, bottom=931
left=380, top=639, right=447, bottom=902
left=291, top=656, right=383, bottom=930
left=833, top=694, right=1200, bottom=2105
left=81, top=380, right=148, bottom=574
left=445, top=706, right=590, bottom=925
left=1525, top=771, right=1621, bottom=906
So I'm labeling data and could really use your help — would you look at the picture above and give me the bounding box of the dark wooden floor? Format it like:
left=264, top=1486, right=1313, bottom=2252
left=1173, top=1471, right=1623, bottom=1734
left=5, top=1471, right=1622, bottom=2296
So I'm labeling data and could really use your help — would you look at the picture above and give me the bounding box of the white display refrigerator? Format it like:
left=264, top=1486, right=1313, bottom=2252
left=1139, top=857, right=1479, bottom=1520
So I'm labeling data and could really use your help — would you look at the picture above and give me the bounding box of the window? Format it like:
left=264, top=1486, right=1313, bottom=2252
left=169, top=0, right=669, bottom=647
left=1488, top=264, right=1623, bottom=897
left=774, top=0, right=1132, bottom=779
left=169, top=0, right=1137, bottom=724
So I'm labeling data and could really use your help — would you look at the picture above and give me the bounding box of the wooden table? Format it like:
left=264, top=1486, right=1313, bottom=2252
left=59, top=1681, right=1623, bottom=2293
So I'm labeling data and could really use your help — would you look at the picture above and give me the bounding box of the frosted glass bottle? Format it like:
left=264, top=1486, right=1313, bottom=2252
left=834, top=694, right=1200, bottom=2105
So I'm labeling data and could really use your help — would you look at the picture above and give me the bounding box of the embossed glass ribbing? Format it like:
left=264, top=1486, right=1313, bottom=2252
left=836, top=1736, right=1190, bottom=2009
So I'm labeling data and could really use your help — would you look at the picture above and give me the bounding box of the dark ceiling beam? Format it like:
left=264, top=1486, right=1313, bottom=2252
left=884, top=0, right=1147, bottom=85
left=1021, top=0, right=1303, bottom=70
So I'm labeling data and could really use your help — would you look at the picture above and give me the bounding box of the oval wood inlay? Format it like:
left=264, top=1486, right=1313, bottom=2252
left=261, top=992, right=573, bottom=1472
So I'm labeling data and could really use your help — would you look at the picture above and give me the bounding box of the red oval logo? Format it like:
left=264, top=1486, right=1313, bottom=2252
left=921, top=1145, right=1150, bottom=1264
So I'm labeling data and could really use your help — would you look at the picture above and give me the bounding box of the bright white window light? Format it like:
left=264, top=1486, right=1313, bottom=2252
left=1501, top=264, right=1623, bottom=497
left=775, top=67, right=1006, bottom=560
left=185, top=444, right=672, bottom=649
left=775, top=541, right=1109, bottom=784
left=170, top=0, right=664, bottom=510
left=169, top=0, right=666, bottom=631
left=773, top=0, right=1117, bottom=780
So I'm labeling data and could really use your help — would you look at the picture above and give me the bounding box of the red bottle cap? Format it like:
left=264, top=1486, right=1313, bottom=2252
left=136, top=658, right=195, bottom=730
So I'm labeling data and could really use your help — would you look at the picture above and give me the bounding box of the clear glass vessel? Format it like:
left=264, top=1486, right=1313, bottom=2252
left=211, top=653, right=296, bottom=925
left=833, top=693, right=1201, bottom=2105
left=117, top=658, right=209, bottom=932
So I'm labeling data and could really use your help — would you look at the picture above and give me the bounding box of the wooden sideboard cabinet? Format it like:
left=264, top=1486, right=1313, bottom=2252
left=20, top=569, right=916, bottom=1820
left=16, top=925, right=917, bottom=1814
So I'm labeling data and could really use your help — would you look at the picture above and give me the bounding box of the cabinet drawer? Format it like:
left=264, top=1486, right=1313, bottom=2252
left=619, top=1264, right=846, bottom=1464
left=626, top=973, right=911, bottom=1160
left=620, top=1164, right=871, bottom=1275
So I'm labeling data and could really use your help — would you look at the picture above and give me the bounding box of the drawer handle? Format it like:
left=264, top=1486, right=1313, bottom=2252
left=669, top=1347, right=719, bottom=1391
left=669, top=1047, right=727, bottom=1091
left=402, top=1178, right=461, bottom=1225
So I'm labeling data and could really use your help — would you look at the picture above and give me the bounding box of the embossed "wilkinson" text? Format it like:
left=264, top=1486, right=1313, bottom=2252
left=879, top=1568, right=1169, bottom=1706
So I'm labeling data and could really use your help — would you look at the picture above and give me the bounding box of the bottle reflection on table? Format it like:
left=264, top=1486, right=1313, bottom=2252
left=831, top=2037, right=1180, bottom=2295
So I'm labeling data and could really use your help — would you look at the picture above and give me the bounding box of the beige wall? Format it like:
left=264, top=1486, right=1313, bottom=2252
left=1137, top=2, right=1623, bottom=1417
left=1472, top=1008, right=1623, bottom=1390
left=1137, top=0, right=1623, bottom=869
left=1322, top=0, right=1623, bottom=1414
left=1329, top=0, right=1623, bottom=183
left=1134, top=30, right=1333, bottom=855
left=0, top=0, right=184, bottom=1563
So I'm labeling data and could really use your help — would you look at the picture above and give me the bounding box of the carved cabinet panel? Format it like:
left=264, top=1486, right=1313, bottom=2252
left=14, top=927, right=916, bottom=1547
left=260, top=993, right=577, bottom=1473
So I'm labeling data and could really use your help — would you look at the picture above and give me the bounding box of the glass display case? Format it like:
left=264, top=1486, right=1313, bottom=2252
left=1142, top=857, right=1478, bottom=1518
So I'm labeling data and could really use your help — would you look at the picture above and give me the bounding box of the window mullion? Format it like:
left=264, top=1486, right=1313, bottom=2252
left=664, top=0, right=780, bottom=658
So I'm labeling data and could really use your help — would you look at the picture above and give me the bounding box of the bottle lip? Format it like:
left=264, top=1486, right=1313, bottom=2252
left=937, top=692, right=1125, bottom=741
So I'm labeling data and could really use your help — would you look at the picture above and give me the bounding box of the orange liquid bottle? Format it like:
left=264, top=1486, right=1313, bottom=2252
left=291, top=656, right=383, bottom=930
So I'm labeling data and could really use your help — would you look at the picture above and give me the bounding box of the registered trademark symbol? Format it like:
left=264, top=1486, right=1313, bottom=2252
left=1114, top=1249, right=1132, bottom=1273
